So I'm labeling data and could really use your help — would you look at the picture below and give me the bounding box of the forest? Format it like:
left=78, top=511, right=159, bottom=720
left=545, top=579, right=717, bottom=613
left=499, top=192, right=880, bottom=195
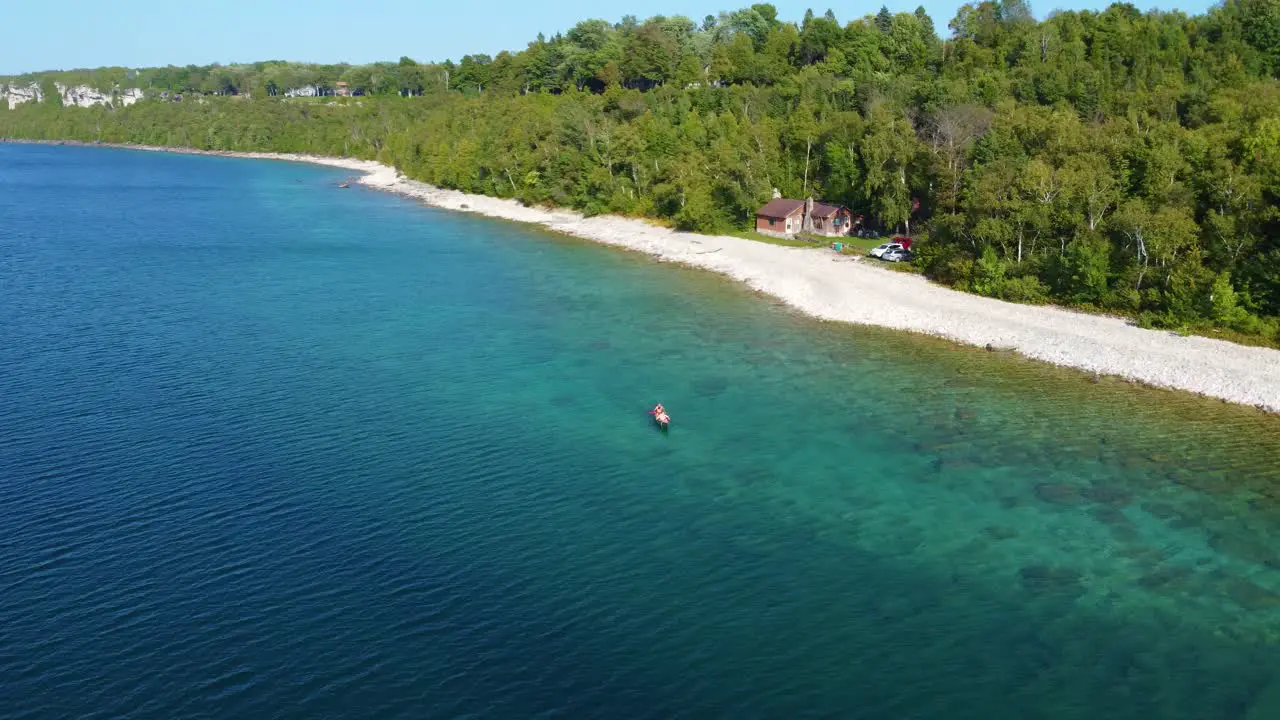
left=2, top=1, right=1279, bottom=342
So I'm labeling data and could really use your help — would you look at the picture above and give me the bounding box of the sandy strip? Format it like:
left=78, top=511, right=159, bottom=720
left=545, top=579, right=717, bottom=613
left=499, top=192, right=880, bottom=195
left=31, top=144, right=1280, bottom=412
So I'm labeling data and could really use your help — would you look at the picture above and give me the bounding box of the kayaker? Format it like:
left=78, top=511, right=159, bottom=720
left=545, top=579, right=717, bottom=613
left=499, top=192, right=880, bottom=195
left=653, top=403, right=665, bottom=416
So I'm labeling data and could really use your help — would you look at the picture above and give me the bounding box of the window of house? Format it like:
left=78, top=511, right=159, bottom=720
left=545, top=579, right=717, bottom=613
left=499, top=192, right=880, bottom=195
left=769, top=218, right=775, bottom=226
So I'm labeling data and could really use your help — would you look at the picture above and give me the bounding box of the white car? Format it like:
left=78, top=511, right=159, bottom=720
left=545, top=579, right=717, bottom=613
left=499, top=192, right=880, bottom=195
left=869, top=242, right=903, bottom=258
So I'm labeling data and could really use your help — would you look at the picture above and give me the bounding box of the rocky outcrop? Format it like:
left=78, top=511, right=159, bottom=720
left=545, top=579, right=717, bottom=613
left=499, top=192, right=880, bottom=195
left=58, top=84, right=145, bottom=108
left=0, top=82, right=147, bottom=109
left=1, top=82, right=43, bottom=109
left=56, top=83, right=110, bottom=108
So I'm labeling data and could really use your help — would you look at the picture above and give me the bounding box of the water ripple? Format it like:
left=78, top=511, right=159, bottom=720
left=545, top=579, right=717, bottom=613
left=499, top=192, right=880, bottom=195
left=3, top=145, right=1280, bottom=719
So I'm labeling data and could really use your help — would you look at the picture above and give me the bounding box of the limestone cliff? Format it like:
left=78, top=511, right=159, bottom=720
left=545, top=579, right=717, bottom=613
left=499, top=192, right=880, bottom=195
left=1, top=83, right=43, bottom=109
left=1, top=82, right=145, bottom=109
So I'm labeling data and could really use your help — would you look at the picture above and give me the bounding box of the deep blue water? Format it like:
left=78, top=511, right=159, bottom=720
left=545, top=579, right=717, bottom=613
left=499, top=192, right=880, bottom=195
left=2, top=144, right=1280, bottom=719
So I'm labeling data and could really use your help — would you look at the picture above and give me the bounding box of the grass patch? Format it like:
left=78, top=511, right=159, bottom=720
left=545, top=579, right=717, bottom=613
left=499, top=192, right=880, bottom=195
left=1181, top=325, right=1280, bottom=350
left=721, top=230, right=892, bottom=252
left=724, top=230, right=822, bottom=248
left=837, top=236, right=887, bottom=253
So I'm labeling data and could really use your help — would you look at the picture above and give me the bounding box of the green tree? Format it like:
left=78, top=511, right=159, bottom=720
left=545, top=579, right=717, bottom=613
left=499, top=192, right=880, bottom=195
left=1208, top=272, right=1246, bottom=325
left=623, top=20, right=678, bottom=86
left=1059, top=234, right=1111, bottom=304
left=861, top=104, right=919, bottom=233
left=876, top=6, right=894, bottom=33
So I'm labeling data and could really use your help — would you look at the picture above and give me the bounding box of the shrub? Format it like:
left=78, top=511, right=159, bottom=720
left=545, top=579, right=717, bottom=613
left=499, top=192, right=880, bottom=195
left=998, top=275, right=1050, bottom=303
left=1207, top=272, right=1247, bottom=325
left=1161, top=260, right=1212, bottom=322
left=916, top=240, right=972, bottom=287
left=1059, top=234, right=1110, bottom=304
left=1101, top=287, right=1142, bottom=312
left=970, top=245, right=1007, bottom=297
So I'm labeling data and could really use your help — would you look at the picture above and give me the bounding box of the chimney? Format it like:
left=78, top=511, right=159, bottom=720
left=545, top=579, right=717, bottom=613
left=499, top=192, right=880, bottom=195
left=803, top=197, right=814, bottom=233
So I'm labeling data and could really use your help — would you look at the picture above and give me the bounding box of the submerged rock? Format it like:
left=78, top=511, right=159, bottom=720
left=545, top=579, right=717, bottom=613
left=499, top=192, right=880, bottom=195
left=1117, top=546, right=1170, bottom=566
left=1109, top=523, right=1143, bottom=543
left=984, top=525, right=1019, bottom=540
left=999, top=495, right=1024, bottom=509
left=1167, top=515, right=1202, bottom=531
left=1082, top=485, right=1133, bottom=506
left=1035, top=483, right=1083, bottom=505
left=1090, top=506, right=1131, bottom=527
left=1221, top=577, right=1280, bottom=610
left=1137, top=565, right=1194, bottom=590
left=1019, top=565, right=1086, bottom=596
left=1208, top=532, right=1280, bottom=569
left=1141, top=502, right=1182, bottom=520
left=692, top=376, right=730, bottom=398
left=932, top=456, right=980, bottom=474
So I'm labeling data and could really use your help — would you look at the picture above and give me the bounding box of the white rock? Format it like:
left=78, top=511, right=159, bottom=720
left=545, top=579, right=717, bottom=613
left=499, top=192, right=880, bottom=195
left=1, top=82, right=43, bottom=109
left=0, top=81, right=145, bottom=109
left=57, top=83, right=113, bottom=108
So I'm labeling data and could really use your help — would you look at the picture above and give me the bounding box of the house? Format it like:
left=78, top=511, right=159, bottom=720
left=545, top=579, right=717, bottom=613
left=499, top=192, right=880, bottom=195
left=806, top=200, right=858, bottom=237
left=755, top=198, right=806, bottom=236
left=335, top=81, right=350, bottom=97
left=755, top=196, right=859, bottom=238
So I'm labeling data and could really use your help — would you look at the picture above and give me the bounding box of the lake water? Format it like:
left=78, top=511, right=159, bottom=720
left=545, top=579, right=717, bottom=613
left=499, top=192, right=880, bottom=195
left=2, top=144, right=1279, bottom=719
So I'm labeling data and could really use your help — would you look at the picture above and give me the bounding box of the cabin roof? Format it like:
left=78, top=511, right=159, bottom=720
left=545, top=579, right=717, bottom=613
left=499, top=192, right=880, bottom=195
left=809, top=202, right=845, bottom=217
left=756, top=198, right=805, bottom=218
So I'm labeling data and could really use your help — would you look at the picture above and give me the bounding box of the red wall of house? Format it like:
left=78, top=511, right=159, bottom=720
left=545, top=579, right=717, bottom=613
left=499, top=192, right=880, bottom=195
left=756, top=213, right=798, bottom=233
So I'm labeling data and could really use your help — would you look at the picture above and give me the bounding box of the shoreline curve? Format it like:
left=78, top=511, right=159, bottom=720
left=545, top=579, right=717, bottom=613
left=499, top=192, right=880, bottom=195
left=10, top=140, right=1280, bottom=413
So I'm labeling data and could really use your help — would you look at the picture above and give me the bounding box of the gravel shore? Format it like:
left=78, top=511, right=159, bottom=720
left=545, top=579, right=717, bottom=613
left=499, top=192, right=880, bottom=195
left=48, top=144, right=1280, bottom=413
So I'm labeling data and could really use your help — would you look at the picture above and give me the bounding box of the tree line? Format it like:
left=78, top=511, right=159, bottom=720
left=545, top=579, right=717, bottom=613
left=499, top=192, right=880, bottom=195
left=2, top=1, right=1279, bottom=343
left=0, top=58, right=446, bottom=98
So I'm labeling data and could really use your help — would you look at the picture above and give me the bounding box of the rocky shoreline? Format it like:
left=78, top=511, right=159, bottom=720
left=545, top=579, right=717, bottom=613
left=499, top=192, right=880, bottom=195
left=9, top=139, right=1280, bottom=413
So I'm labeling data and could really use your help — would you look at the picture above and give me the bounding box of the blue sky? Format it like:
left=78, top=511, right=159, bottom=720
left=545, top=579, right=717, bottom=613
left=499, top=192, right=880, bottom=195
left=1, top=0, right=1217, bottom=75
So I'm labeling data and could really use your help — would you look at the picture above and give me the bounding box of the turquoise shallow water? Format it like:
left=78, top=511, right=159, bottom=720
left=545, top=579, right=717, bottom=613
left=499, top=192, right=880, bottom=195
left=2, top=144, right=1280, bottom=719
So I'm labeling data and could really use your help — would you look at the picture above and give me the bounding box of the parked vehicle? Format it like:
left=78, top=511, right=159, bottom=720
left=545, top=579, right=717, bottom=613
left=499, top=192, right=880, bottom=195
left=882, top=247, right=913, bottom=263
left=869, top=242, right=903, bottom=258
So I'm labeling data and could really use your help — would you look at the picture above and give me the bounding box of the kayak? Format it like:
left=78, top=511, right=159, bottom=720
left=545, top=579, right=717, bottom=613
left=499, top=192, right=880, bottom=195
left=654, top=412, right=670, bottom=428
